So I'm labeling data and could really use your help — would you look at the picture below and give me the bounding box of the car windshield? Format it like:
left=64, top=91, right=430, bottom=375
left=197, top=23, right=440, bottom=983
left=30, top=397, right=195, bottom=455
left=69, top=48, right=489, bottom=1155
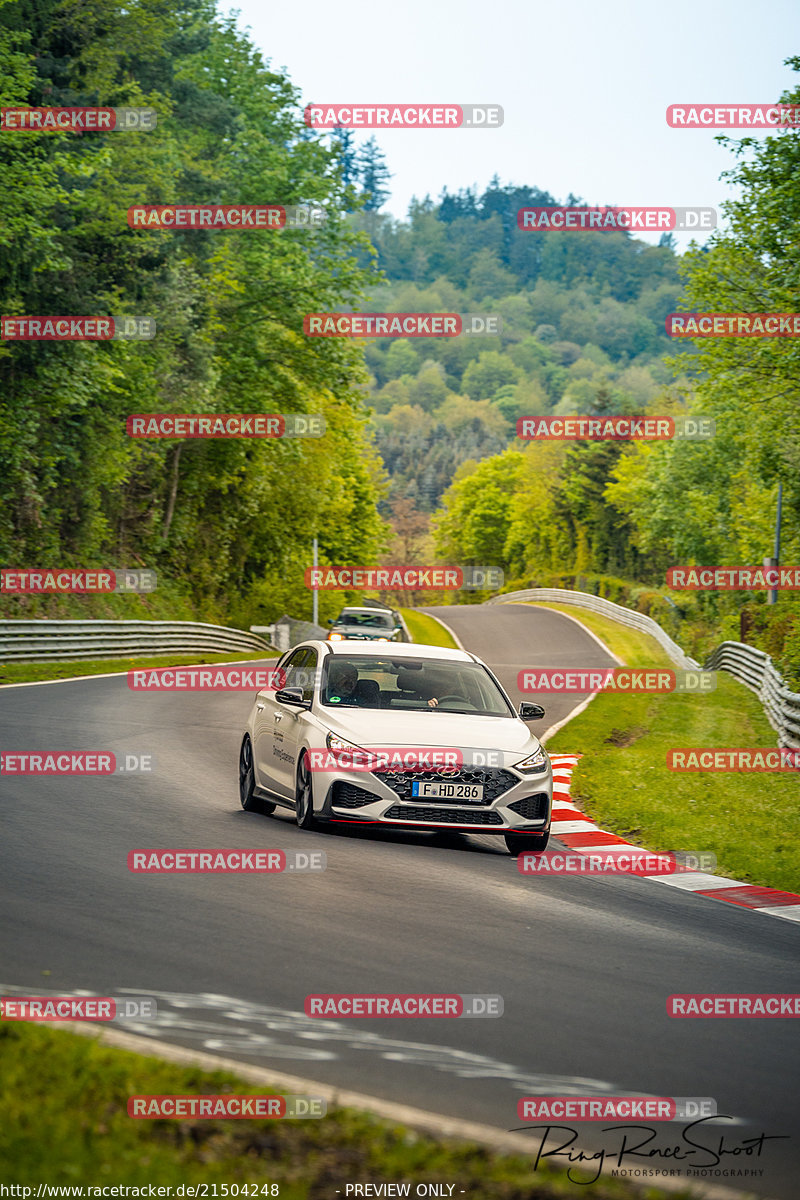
left=334, top=612, right=393, bottom=628
left=320, top=656, right=513, bottom=716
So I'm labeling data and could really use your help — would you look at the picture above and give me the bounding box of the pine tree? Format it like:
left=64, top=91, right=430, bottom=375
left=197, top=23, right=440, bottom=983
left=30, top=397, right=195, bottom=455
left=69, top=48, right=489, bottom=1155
left=357, top=136, right=391, bottom=211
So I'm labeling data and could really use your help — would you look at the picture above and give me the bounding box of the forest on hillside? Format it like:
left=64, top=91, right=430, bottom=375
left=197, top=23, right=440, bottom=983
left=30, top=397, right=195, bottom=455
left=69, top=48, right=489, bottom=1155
left=1, top=0, right=798, bottom=678
left=344, top=98, right=800, bottom=676
left=352, top=181, right=686, bottom=511
left=0, top=0, right=387, bottom=626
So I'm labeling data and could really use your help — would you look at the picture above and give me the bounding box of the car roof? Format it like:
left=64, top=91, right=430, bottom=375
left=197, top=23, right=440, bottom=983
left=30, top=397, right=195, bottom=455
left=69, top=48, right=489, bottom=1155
left=295, top=639, right=476, bottom=664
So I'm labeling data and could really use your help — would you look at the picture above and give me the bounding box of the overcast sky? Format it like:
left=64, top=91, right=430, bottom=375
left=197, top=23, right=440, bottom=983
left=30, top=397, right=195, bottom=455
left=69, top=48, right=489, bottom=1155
left=229, top=0, right=798, bottom=248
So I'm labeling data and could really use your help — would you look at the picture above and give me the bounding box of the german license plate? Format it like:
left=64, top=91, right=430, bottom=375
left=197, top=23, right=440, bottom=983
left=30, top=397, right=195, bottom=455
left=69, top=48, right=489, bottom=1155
left=411, top=781, right=484, bottom=802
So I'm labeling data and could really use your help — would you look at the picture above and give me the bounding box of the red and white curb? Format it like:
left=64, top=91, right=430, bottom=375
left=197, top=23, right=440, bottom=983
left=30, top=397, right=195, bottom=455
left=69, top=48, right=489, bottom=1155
left=548, top=754, right=800, bottom=925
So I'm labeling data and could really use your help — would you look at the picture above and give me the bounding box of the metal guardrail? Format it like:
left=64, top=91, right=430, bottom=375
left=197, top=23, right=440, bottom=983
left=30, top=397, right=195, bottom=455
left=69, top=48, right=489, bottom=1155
left=489, top=588, right=800, bottom=750
left=0, top=620, right=272, bottom=662
left=487, top=588, right=699, bottom=669
left=0, top=608, right=396, bottom=662
left=705, top=642, right=800, bottom=750
left=4, top=606, right=799, bottom=749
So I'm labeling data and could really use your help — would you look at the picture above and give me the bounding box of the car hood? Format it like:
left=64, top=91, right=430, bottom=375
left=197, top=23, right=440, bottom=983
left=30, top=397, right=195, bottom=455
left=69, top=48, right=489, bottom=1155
left=317, top=709, right=543, bottom=754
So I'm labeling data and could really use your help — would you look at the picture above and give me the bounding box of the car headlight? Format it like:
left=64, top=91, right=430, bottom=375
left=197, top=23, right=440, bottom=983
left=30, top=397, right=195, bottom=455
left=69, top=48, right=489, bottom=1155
left=326, top=733, right=364, bottom=753
left=328, top=632, right=344, bottom=641
left=513, top=746, right=549, bottom=774
left=376, top=636, right=389, bottom=642
left=325, top=732, right=376, bottom=770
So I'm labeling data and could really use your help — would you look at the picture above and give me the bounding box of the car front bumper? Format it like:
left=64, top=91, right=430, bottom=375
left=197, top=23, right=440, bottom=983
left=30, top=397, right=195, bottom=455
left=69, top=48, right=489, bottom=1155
left=317, top=763, right=552, bottom=833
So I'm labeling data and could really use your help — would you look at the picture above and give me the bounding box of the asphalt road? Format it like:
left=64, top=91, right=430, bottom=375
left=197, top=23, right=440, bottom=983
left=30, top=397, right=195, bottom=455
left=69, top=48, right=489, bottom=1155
left=1, top=603, right=798, bottom=1198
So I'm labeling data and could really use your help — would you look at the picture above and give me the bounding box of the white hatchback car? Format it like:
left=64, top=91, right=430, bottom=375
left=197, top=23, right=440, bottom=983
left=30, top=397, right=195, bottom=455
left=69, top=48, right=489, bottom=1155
left=238, top=641, right=552, bottom=855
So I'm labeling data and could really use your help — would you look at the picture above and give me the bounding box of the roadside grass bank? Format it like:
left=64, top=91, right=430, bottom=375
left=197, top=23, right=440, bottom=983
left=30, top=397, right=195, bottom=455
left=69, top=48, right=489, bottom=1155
left=528, top=603, right=800, bottom=894
left=0, top=651, right=279, bottom=687
left=0, top=1022, right=688, bottom=1199
left=400, top=608, right=459, bottom=648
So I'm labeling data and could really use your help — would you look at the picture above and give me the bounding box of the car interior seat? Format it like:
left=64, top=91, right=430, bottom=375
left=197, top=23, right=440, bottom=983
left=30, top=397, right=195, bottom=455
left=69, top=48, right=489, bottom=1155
left=353, top=678, right=381, bottom=707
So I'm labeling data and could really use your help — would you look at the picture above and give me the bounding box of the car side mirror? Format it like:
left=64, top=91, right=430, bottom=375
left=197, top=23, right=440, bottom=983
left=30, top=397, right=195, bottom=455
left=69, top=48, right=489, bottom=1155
left=327, top=617, right=334, bottom=625
left=519, top=702, right=545, bottom=721
left=276, top=687, right=310, bottom=708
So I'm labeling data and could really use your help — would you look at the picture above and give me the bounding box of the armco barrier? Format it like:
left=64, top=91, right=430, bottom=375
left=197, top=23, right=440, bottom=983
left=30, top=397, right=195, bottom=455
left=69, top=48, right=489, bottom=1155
left=705, top=642, right=800, bottom=750
left=0, top=620, right=272, bottom=662
left=488, top=588, right=800, bottom=750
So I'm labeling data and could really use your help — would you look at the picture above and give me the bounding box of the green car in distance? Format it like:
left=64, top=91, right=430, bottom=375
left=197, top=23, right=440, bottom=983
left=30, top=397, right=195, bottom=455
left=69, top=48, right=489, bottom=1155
left=327, top=605, right=408, bottom=643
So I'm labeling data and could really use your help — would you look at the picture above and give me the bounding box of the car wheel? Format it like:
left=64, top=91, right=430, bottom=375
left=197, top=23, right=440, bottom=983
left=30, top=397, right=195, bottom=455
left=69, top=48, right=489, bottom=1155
left=295, top=752, right=317, bottom=830
left=239, top=736, right=275, bottom=814
left=504, top=831, right=549, bottom=856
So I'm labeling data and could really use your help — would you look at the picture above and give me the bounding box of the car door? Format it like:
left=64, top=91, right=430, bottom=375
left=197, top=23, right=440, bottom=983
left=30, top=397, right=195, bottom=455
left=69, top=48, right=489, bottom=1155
left=258, top=647, right=318, bottom=800
left=275, top=646, right=319, bottom=796
left=253, top=647, right=308, bottom=798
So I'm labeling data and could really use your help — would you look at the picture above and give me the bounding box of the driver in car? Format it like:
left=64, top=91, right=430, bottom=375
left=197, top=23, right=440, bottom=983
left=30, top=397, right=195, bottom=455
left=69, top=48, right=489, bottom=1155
left=327, top=663, right=370, bottom=707
left=330, top=663, right=439, bottom=707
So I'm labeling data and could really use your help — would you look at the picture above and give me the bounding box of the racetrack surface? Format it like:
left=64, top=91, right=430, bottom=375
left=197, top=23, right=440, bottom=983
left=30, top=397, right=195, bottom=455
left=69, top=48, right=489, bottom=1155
left=1, top=603, right=798, bottom=1197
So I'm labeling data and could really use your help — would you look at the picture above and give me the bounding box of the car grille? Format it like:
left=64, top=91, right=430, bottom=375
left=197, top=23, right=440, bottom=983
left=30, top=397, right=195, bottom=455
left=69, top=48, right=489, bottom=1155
left=374, top=767, right=518, bottom=807
left=507, top=793, right=549, bottom=820
left=383, top=805, right=503, bottom=826
left=331, top=782, right=379, bottom=809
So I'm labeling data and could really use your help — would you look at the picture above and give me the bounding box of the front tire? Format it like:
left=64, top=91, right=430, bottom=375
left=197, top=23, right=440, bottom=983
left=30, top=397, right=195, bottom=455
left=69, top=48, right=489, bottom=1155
left=295, top=752, right=317, bottom=829
left=504, top=830, right=549, bottom=856
left=239, top=736, right=275, bottom=814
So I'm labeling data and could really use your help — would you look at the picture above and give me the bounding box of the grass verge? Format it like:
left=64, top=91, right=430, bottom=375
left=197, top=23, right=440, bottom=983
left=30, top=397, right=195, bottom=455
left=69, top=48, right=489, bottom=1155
left=400, top=608, right=459, bottom=648
left=528, top=603, right=800, bottom=894
left=0, top=651, right=278, bottom=687
left=0, top=1022, right=690, bottom=1198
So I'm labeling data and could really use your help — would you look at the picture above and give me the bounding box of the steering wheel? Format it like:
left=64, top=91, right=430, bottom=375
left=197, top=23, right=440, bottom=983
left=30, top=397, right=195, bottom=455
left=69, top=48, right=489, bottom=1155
left=435, top=694, right=474, bottom=707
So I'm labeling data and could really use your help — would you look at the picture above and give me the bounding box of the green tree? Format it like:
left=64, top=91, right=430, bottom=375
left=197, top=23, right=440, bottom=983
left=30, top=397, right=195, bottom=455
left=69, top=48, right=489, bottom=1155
left=357, top=136, right=391, bottom=212
left=0, top=0, right=385, bottom=621
left=462, top=350, right=521, bottom=400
